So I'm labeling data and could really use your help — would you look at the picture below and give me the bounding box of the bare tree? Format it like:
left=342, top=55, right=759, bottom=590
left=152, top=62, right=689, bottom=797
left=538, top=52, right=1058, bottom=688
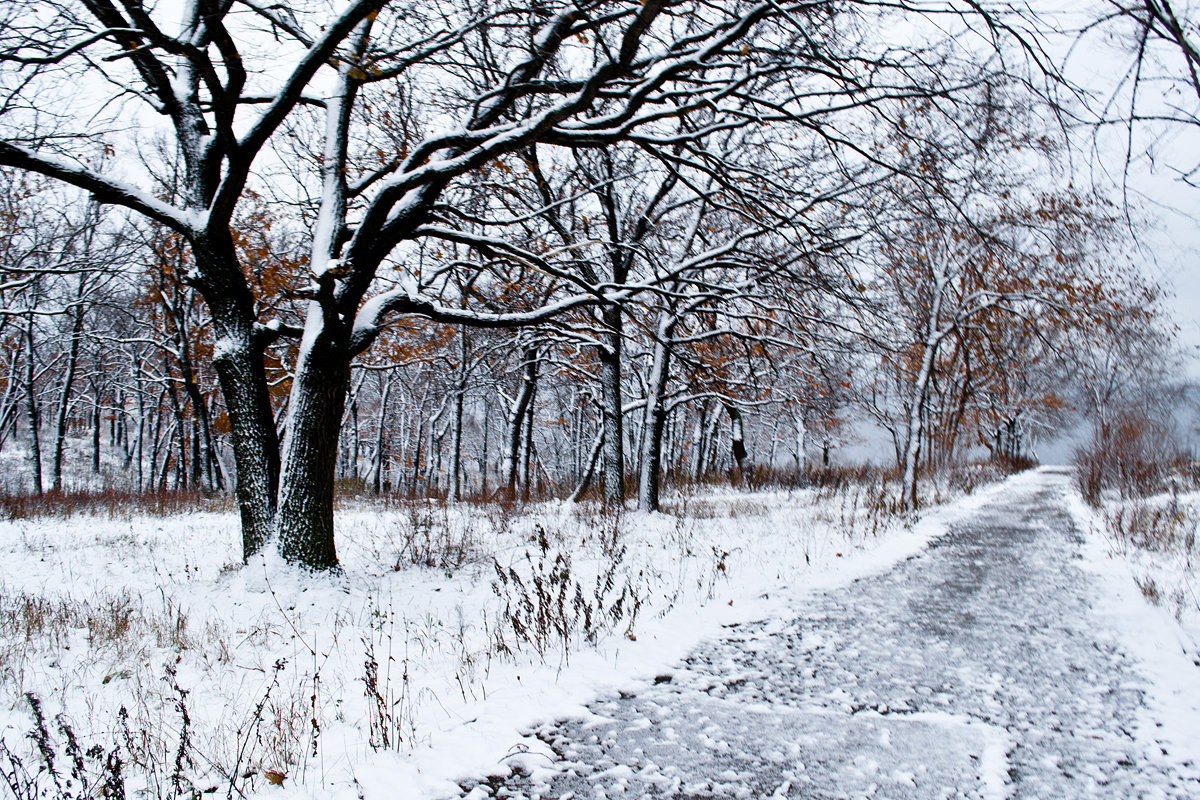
left=0, top=0, right=1055, bottom=566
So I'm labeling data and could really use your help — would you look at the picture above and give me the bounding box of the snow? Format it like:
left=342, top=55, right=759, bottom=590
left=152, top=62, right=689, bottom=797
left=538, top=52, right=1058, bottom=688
left=0, top=476, right=965, bottom=798
left=1064, top=484, right=1200, bottom=778
left=3, top=469, right=1198, bottom=798
left=458, top=467, right=1200, bottom=799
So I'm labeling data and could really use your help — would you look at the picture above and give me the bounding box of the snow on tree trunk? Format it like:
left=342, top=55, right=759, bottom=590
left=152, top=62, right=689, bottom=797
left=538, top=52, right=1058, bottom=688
left=208, top=314, right=280, bottom=560
left=24, top=310, right=42, bottom=496
left=725, top=403, right=747, bottom=478
left=504, top=345, right=538, bottom=494
left=51, top=292, right=86, bottom=492
left=900, top=337, right=939, bottom=511
left=275, top=303, right=349, bottom=570
left=637, top=315, right=675, bottom=512
left=598, top=309, right=625, bottom=507
left=372, top=372, right=392, bottom=495
left=793, top=410, right=807, bottom=474
left=450, top=329, right=468, bottom=501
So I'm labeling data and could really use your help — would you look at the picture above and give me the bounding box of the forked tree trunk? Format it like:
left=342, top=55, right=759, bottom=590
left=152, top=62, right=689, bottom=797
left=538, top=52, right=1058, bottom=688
left=202, top=282, right=281, bottom=559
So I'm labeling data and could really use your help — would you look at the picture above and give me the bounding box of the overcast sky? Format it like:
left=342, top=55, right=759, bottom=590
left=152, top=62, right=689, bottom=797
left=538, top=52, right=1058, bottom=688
left=1052, top=2, right=1200, bottom=380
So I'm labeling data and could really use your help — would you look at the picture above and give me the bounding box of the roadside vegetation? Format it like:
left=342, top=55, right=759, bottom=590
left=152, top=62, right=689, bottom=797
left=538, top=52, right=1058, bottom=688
left=1075, top=404, right=1200, bottom=643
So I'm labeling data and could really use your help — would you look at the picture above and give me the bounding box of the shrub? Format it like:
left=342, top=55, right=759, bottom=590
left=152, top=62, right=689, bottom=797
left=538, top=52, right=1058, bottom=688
left=1074, top=410, right=1180, bottom=504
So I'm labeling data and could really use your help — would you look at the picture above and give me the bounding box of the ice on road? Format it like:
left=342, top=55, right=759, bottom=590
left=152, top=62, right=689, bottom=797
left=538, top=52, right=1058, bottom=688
left=457, top=470, right=1200, bottom=799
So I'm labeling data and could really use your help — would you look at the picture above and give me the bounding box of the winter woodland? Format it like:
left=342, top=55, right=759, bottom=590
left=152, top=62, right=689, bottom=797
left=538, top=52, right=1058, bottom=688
left=1, top=1, right=1199, bottom=797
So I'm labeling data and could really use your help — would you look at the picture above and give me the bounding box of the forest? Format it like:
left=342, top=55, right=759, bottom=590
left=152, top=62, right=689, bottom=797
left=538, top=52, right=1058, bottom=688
left=5, top=3, right=1200, bottom=799
left=0, top=0, right=1191, bottom=568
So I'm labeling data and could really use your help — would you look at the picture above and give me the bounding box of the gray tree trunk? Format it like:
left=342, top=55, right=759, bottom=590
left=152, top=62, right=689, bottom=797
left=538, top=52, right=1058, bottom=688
left=51, top=292, right=86, bottom=492
left=372, top=372, right=392, bottom=495
left=274, top=305, right=350, bottom=570
left=637, top=317, right=675, bottom=512
left=200, top=271, right=281, bottom=559
left=504, top=345, right=539, bottom=494
left=23, top=310, right=42, bottom=496
left=598, top=308, right=625, bottom=506
left=451, top=329, right=468, bottom=501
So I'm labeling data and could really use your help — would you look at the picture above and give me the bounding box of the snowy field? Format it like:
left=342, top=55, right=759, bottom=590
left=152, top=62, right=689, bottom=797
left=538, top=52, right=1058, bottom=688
left=3, top=468, right=1197, bottom=799
left=0, top=473, right=999, bottom=800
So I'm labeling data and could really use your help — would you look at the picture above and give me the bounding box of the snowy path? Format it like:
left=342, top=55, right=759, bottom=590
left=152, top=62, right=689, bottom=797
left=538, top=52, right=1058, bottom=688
left=455, top=470, right=1200, bottom=799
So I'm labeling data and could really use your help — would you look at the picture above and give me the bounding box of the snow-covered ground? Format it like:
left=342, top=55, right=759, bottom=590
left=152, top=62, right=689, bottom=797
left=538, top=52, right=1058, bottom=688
left=455, top=468, right=1200, bottom=799
left=0, top=474, right=996, bottom=799
left=1073, top=486, right=1200, bottom=648
left=1065, top=482, right=1200, bottom=773
left=7, top=467, right=1194, bottom=799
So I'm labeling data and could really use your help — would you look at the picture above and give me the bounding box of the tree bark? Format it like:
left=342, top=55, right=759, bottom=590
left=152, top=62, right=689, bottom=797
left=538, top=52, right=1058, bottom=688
left=637, top=315, right=675, bottom=512
left=725, top=403, right=747, bottom=479
left=275, top=304, right=349, bottom=570
left=504, top=345, right=539, bottom=494
left=51, top=290, right=86, bottom=492
left=197, top=244, right=281, bottom=558
left=372, top=371, right=392, bottom=495
left=450, top=328, right=468, bottom=501
left=598, top=307, right=625, bottom=506
left=23, top=310, right=42, bottom=496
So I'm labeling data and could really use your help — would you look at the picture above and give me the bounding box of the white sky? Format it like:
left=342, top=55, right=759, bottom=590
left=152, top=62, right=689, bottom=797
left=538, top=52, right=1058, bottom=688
left=1050, top=1, right=1200, bottom=379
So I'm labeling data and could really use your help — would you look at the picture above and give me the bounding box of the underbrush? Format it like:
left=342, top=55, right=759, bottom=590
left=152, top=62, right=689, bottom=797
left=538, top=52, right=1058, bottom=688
left=1099, top=491, right=1200, bottom=629
left=0, top=488, right=234, bottom=521
left=1073, top=412, right=1200, bottom=641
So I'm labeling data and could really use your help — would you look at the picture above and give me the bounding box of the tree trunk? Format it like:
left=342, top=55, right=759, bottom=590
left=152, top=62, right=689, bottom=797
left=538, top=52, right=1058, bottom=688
left=521, top=376, right=537, bottom=500
left=450, top=328, right=468, bottom=501
left=900, top=339, right=939, bottom=511
left=0, top=345, right=24, bottom=456
left=174, top=309, right=222, bottom=493
left=504, top=345, right=538, bottom=493
left=91, top=388, right=101, bottom=474
left=203, top=289, right=280, bottom=559
left=691, top=403, right=707, bottom=481
left=372, top=371, right=392, bottom=495
left=637, top=317, right=674, bottom=512
left=569, top=429, right=604, bottom=502
left=598, top=308, right=625, bottom=506
left=163, top=352, right=189, bottom=490
left=793, top=410, right=807, bottom=475
left=51, top=294, right=86, bottom=492
left=275, top=304, right=349, bottom=570
left=480, top=397, right=490, bottom=496
left=23, top=311, right=42, bottom=496
left=725, top=403, right=747, bottom=479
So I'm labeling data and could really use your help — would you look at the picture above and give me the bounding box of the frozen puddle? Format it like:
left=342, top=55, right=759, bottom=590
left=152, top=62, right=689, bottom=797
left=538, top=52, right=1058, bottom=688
left=458, top=470, right=1200, bottom=799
